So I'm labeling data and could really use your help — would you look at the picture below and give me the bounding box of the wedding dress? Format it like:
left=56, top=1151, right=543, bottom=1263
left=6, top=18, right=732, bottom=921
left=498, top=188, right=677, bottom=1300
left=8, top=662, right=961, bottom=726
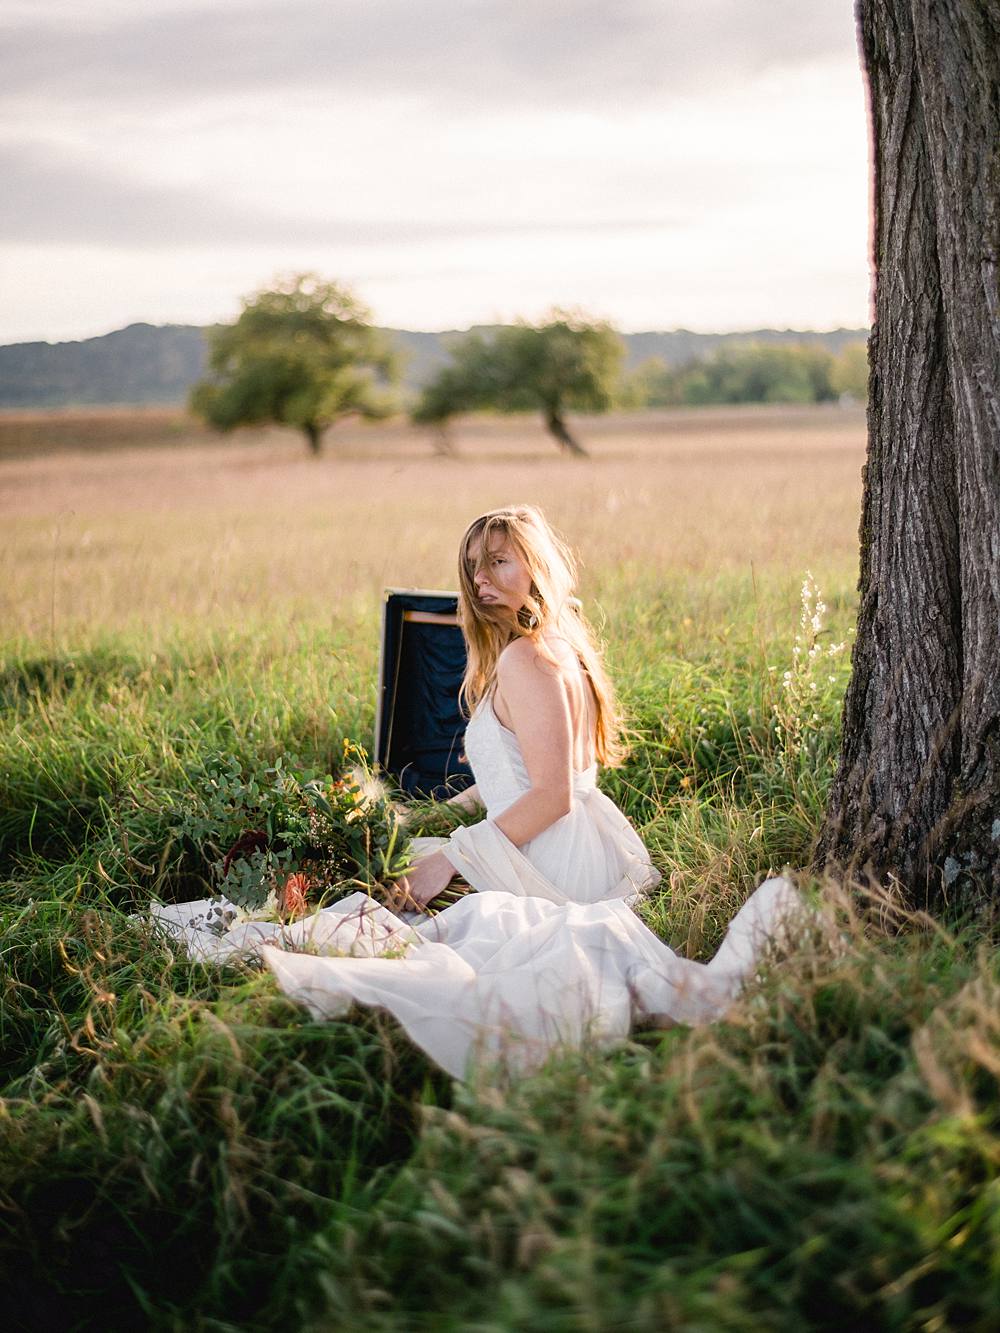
left=154, top=696, right=801, bottom=1079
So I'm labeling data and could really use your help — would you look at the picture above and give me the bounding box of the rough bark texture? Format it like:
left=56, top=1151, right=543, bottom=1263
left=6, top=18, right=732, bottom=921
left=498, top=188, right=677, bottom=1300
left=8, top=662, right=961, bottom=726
left=817, top=0, right=1000, bottom=905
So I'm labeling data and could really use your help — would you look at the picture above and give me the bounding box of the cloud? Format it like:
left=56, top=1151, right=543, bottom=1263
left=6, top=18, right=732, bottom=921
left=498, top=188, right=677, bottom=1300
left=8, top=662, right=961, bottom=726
left=2, top=0, right=856, bottom=114
left=0, top=141, right=689, bottom=248
left=0, top=3, right=868, bottom=340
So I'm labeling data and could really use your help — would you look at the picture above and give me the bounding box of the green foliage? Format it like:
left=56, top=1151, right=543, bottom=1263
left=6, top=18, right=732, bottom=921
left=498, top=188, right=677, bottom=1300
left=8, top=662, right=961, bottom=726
left=830, top=340, right=869, bottom=401
left=685, top=342, right=834, bottom=405
left=0, top=896, right=448, bottom=1327
left=413, top=310, right=625, bottom=454
left=349, top=927, right=1000, bottom=1330
left=1, top=575, right=996, bottom=1329
left=189, top=273, right=401, bottom=453
left=170, top=747, right=412, bottom=910
left=625, top=340, right=869, bottom=409
left=3, top=878, right=998, bottom=1329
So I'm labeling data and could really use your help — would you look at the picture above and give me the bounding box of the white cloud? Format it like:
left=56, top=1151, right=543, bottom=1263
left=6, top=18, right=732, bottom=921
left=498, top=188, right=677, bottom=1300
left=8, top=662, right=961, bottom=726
left=0, top=1, right=869, bottom=341
left=1, top=0, right=855, bottom=110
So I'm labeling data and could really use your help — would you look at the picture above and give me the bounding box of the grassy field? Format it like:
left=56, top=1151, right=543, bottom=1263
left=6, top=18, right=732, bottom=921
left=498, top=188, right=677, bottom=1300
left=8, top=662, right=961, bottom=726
left=2, top=404, right=862, bottom=638
left=2, top=405, right=998, bottom=1331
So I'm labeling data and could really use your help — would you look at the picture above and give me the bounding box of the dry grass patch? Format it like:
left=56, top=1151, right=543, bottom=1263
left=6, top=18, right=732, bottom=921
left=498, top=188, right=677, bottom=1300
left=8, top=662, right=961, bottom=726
left=2, top=404, right=864, bottom=640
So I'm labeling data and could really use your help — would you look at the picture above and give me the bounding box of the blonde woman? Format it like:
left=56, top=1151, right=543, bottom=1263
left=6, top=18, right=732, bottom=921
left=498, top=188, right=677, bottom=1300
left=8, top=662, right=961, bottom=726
left=398, top=504, right=660, bottom=908
left=261, top=505, right=801, bottom=1080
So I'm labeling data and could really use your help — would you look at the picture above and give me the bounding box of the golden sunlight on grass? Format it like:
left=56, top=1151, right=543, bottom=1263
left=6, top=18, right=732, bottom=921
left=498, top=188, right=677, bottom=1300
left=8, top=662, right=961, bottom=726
left=1, top=404, right=864, bottom=640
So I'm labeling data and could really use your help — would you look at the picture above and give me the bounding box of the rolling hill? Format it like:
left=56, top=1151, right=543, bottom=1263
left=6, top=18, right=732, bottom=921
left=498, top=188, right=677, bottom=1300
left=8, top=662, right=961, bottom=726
left=0, top=322, right=867, bottom=409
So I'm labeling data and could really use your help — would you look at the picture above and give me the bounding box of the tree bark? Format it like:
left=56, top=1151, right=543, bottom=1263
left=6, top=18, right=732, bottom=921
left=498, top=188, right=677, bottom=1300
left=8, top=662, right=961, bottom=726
left=816, top=0, right=1000, bottom=906
left=303, top=422, right=323, bottom=455
left=543, top=409, right=588, bottom=457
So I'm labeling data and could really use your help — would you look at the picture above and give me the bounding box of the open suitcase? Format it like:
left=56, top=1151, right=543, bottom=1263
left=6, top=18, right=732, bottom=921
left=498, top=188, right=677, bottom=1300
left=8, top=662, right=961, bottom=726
left=375, top=588, right=474, bottom=798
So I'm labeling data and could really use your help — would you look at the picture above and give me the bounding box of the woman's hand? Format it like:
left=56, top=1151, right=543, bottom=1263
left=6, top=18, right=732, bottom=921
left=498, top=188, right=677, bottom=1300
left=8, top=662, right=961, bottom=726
left=394, top=849, right=457, bottom=910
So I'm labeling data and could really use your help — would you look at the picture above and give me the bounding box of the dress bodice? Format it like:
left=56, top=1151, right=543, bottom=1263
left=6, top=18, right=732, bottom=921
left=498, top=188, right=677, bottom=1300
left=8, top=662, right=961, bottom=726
left=463, top=693, right=597, bottom=817
left=451, top=690, right=658, bottom=908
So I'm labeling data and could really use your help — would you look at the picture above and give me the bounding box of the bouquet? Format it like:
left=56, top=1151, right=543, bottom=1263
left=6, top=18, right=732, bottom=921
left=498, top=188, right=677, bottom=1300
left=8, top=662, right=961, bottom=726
left=171, top=742, right=470, bottom=919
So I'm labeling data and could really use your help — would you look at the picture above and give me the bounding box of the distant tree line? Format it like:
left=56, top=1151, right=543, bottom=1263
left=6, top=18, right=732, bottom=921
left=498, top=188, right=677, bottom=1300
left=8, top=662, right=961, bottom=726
left=620, top=340, right=869, bottom=409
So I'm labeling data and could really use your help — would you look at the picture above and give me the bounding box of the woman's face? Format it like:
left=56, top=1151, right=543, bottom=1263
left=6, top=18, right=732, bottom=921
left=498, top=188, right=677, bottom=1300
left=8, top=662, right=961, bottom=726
left=467, top=531, right=533, bottom=614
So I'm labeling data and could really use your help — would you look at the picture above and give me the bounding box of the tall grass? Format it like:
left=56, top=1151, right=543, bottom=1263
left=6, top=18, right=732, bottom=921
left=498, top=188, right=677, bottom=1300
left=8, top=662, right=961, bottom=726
left=3, top=410, right=996, bottom=1330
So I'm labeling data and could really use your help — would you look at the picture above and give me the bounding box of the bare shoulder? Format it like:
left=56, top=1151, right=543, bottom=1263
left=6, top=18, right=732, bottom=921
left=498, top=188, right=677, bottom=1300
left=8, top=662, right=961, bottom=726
left=497, top=635, right=562, bottom=683
left=539, top=632, right=578, bottom=666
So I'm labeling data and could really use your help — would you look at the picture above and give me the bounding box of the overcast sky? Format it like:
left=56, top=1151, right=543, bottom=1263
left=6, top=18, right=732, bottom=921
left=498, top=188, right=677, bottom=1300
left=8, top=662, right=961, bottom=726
left=0, top=0, right=871, bottom=344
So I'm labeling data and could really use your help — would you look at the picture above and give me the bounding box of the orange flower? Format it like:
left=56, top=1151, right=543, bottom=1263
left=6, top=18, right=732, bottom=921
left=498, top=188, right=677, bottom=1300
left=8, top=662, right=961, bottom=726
left=280, top=872, right=311, bottom=919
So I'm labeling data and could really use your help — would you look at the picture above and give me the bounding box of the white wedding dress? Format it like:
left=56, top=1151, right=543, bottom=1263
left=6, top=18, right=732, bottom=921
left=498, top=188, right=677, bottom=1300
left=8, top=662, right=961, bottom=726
left=154, top=697, right=801, bottom=1079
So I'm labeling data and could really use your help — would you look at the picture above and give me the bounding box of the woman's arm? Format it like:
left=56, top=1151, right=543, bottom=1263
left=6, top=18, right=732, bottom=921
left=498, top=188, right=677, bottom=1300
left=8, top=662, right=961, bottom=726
left=446, top=782, right=482, bottom=812
left=485, top=639, right=574, bottom=848
left=404, top=644, right=573, bottom=905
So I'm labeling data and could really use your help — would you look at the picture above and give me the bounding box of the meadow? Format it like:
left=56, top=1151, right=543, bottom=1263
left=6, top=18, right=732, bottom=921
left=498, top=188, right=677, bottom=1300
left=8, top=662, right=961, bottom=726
left=2, top=405, right=998, bottom=1331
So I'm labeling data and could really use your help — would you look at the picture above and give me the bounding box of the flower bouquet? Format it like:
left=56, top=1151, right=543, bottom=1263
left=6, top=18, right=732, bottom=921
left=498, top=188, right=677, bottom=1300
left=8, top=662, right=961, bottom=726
left=170, top=742, right=471, bottom=932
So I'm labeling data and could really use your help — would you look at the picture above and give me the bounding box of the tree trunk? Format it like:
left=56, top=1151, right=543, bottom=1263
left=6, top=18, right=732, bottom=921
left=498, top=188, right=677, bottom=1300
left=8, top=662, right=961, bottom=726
left=431, top=422, right=457, bottom=457
left=303, top=422, right=323, bottom=455
left=816, top=0, right=1000, bottom=907
left=543, top=409, right=588, bottom=457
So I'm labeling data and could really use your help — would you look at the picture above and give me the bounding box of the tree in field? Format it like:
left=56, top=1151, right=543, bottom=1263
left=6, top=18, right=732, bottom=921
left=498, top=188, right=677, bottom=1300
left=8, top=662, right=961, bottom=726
left=412, top=312, right=625, bottom=457
left=190, top=274, right=400, bottom=455
left=816, top=0, right=999, bottom=906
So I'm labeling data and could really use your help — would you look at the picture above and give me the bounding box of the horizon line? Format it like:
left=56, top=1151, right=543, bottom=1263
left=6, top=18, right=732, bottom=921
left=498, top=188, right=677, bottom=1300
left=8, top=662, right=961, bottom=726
left=2, top=318, right=871, bottom=351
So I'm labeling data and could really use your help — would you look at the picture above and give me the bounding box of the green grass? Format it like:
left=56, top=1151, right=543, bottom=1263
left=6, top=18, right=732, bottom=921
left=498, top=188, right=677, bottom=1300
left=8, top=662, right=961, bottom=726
left=2, top=570, right=998, bottom=1331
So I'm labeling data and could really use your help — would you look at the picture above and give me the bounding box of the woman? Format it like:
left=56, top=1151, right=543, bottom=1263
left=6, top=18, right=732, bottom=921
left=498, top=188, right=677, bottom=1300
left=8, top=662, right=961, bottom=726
left=259, top=506, right=802, bottom=1079
left=397, top=504, right=660, bottom=910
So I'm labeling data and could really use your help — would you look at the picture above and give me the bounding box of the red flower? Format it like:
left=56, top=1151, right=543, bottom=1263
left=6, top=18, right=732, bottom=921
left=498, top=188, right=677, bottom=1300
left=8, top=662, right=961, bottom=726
left=280, top=872, right=311, bottom=919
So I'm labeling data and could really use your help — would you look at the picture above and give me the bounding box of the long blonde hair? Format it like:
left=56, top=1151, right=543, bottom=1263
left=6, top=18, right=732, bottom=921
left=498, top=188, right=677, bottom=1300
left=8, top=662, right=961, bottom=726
left=456, top=505, right=625, bottom=766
